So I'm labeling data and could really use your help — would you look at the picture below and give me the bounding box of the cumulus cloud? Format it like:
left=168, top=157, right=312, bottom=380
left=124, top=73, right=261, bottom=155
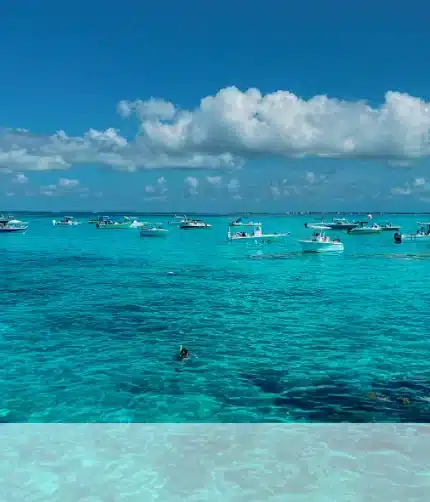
left=184, top=176, right=199, bottom=196
left=391, top=177, right=430, bottom=196
left=144, top=185, right=156, bottom=193
left=206, top=176, right=222, bottom=185
left=227, top=178, right=240, bottom=193
left=12, top=173, right=28, bottom=184
left=2, top=87, right=430, bottom=172
left=40, top=177, right=86, bottom=197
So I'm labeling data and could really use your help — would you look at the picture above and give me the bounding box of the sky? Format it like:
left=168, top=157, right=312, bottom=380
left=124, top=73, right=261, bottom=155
left=1, top=0, right=430, bottom=212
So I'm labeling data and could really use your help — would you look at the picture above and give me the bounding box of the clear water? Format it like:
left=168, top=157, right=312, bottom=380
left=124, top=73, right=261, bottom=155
left=1, top=214, right=430, bottom=422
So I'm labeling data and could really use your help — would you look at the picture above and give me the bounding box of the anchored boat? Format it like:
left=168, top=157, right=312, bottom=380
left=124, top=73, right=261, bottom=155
left=305, top=217, right=359, bottom=231
left=96, top=216, right=134, bottom=229
left=52, top=216, right=80, bottom=226
left=348, top=222, right=381, bottom=235
left=228, top=221, right=289, bottom=242
left=140, top=223, right=168, bottom=238
left=298, top=226, right=344, bottom=253
left=179, top=219, right=212, bottom=229
left=0, top=217, right=28, bottom=233
left=394, top=222, right=430, bottom=243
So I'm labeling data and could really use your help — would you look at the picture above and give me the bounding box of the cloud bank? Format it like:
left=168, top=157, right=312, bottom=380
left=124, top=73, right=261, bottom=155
left=1, top=87, right=430, bottom=171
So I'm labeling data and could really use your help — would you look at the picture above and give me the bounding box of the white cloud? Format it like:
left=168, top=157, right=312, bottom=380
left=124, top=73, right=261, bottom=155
left=144, top=185, right=155, bottom=193
left=206, top=176, right=222, bottom=185
left=6, top=191, right=14, bottom=197
left=269, top=185, right=281, bottom=198
left=2, top=87, right=430, bottom=172
left=12, top=173, right=28, bottom=184
left=184, top=176, right=199, bottom=196
left=40, top=177, right=85, bottom=196
left=227, top=178, right=240, bottom=192
left=414, top=177, right=426, bottom=186
left=58, top=178, right=79, bottom=188
left=157, top=176, right=166, bottom=185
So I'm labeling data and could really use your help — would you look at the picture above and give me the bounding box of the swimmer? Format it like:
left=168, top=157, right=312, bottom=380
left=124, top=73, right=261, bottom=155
left=178, top=345, right=189, bottom=360
left=178, top=345, right=198, bottom=360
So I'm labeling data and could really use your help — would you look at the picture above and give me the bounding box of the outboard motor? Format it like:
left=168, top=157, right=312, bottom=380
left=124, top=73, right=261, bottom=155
left=394, top=232, right=402, bottom=244
left=304, top=223, right=308, bottom=228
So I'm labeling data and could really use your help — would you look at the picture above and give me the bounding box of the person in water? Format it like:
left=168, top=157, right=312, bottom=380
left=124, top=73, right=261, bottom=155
left=178, top=345, right=189, bottom=360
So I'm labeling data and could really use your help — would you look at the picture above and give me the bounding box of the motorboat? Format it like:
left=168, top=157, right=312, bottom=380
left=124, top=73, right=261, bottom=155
left=140, top=223, right=168, bottom=238
left=394, top=222, right=430, bottom=243
left=229, top=216, right=261, bottom=227
left=179, top=219, right=212, bottom=229
left=0, top=218, right=28, bottom=233
left=228, top=222, right=290, bottom=242
left=96, top=216, right=135, bottom=229
left=298, top=227, right=344, bottom=253
left=378, top=221, right=401, bottom=231
left=52, top=216, right=80, bottom=226
left=347, top=222, right=381, bottom=235
left=168, top=215, right=188, bottom=225
left=305, top=217, right=358, bottom=231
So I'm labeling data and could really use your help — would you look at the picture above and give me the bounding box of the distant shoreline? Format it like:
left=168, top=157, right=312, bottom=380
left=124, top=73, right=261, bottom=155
left=2, top=211, right=430, bottom=216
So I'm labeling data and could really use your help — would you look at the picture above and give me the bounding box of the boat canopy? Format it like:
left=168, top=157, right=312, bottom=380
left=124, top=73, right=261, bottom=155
left=417, top=222, right=430, bottom=226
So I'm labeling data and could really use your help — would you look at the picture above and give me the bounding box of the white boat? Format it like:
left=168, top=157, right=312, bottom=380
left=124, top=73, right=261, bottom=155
left=228, top=222, right=289, bottom=242
left=168, top=215, right=188, bottom=225
left=52, top=216, right=80, bottom=226
left=378, top=221, right=401, bottom=231
left=394, top=222, right=430, bottom=243
left=347, top=222, right=381, bottom=235
left=179, top=219, right=212, bottom=229
left=305, top=217, right=359, bottom=231
left=140, top=224, right=168, bottom=238
left=0, top=218, right=28, bottom=233
left=298, top=227, right=344, bottom=253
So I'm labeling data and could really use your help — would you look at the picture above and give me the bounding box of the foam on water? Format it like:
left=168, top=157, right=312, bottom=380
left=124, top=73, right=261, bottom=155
left=1, top=214, right=430, bottom=422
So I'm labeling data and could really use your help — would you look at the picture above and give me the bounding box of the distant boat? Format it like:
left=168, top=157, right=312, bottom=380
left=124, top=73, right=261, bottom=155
left=395, top=222, right=430, bottom=243
left=52, top=216, right=80, bottom=226
left=228, top=221, right=289, bottom=242
left=179, top=219, right=212, bottom=229
left=96, top=216, right=133, bottom=229
left=347, top=223, right=381, bottom=235
left=140, top=224, right=168, bottom=238
left=378, top=221, right=401, bottom=231
left=0, top=218, right=28, bottom=233
left=298, top=226, right=344, bottom=253
left=305, top=217, right=359, bottom=231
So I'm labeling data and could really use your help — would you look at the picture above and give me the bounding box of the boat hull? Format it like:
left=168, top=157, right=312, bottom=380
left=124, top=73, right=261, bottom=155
left=394, top=233, right=430, bottom=243
left=96, top=223, right=131, bottom=229
left=380, top=226, right=400, bottom=231
left=298, top=240, right=344, bottom=253
left=348, top=228, right=381, bottom=235
left=140, top=229, right=168, bottom=237
left=0, top=226, right=27, bottom=233
left=228, top=233, right=289, bottom=243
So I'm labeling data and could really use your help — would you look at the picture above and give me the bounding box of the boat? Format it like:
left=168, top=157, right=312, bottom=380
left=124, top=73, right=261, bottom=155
left=0, top=218, right=28, bottom=233
left=305, top=217, right=359, bottom=231
left=227, top=221, right=290, bottom=242
left=394, top=222, right=430, bottom=243
left=52, top=216, right=80, bottom=226
left=378, top=221, right=401, bottom=231
left=347, top=222, right=381, bottom=235
left=230, top=216, right=262, bottom=227
left=179, top=219, right=212, bottom=229
left=96, top=217, right=133, bottom=229
left=168, top=215, right=188, bottom=225
left=140, top=224, right=168, bottom=238
left=298, top=227, right=344, bottom=253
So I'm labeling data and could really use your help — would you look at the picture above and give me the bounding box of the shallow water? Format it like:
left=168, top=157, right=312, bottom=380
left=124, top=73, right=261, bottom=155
left=1, top=214, right=430, bottom=422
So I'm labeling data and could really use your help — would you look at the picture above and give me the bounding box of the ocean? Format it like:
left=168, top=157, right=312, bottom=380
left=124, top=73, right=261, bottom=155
left=1, top=214, right=430, bottom=423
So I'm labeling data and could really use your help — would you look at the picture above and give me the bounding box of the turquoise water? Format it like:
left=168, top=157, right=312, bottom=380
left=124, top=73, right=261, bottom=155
left=1, top=214, right=430, bottom=422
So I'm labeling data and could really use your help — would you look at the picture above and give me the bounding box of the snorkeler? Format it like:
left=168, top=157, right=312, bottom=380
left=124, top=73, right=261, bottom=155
left=178, top=345, right=189, bottom=360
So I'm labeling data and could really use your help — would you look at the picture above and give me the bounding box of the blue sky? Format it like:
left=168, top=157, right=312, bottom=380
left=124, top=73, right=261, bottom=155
left=1, top=0, right=430, bottom=212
